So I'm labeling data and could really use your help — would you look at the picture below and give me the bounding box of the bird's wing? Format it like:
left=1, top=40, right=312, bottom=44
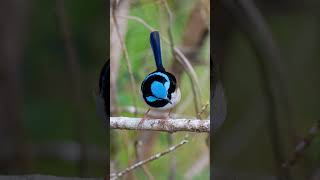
left=150, top=81, right=167, bottom=99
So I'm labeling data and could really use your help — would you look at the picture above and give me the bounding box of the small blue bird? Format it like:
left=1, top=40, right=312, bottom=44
left=140, top=31, right=181, bottom=121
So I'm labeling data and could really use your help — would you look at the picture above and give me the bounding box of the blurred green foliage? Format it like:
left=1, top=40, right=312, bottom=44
left=111, top=0, right=210, bottom=179
left=213, top=5, right=320, bottom=179
left=20, top=0, right=106, bottom=177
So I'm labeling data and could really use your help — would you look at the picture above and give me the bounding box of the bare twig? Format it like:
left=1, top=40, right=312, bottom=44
left=173, top=47, right=202, bottom=116
left=110, top=117, right=210, bottom=133
left=134, top=140, right=155, bottom=180
left=116, top=15, right=156, bottom=31
left=161, top=0, right=204, bottom=117
left=167, top=133, right=176, bottom=180
left=110, top=0, right=130, bottom=115
left=110, top=138, right=189, bottom=180
left=197, top=102, right=209, bottom=119
left=111, top=2, right=138, bottom=115
left=282, top=120, right=320, bottom=168
left=176, top=67, right=209, bottom=115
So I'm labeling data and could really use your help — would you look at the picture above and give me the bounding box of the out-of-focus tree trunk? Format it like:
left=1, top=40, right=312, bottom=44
left=110, top=1, right=134, bottom=179
left=169, top=1, right=209, bottom=81
left=0, top=0, right=31, bottom=173
left=110, top=0, right=130, bottom=115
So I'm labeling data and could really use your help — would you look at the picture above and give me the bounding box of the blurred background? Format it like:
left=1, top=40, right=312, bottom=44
left=110, top=0, right=210, bottom=179
left=0, top=0, right=106, bottom=177
left=213, top=0, right=320, bottom=179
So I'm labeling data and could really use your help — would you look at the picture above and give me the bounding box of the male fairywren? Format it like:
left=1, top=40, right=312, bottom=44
left=140, top=31, right=181, bottom=120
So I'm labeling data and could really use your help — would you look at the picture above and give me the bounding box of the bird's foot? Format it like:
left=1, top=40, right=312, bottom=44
left=138, top=116, right=147, bottom=128
left=168, top=109, right=172, bottom=119
left=138, top=108, right=151, bottom=129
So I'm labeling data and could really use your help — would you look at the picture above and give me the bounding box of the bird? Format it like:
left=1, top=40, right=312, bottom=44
left=140, top=31, right=181, bottom=122
left=96, top=59, right=109, bottom=126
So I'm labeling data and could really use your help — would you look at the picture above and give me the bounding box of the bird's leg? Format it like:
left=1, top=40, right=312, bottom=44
left=167, top=109, right=172, bottom=119
left=138, top=108, right=150, bottom=128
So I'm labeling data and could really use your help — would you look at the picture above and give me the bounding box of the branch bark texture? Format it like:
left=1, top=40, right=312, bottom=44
left=110, top=117, right=210, bottom=133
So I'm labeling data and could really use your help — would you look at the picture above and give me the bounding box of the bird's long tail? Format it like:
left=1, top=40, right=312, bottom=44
left=150, top=31, right=165, bottom=71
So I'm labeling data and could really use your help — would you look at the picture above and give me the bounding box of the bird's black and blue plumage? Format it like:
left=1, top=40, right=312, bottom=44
left=141, top=31, right=180, bottom=110
left=96, top=59, right=109, bottom=126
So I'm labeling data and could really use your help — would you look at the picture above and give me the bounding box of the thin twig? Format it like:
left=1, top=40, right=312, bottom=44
left=110, top=117, right=210, bottom=133
left=197, top=102, right=209, bottom=119
left=116, top=15, right=156, bottom=31
left=176, top=67, right=209, bottom=115
left=134, top=140, right=155, bottom=180
left=111, top=2, right=138, bottom=116
left=160, top=0, right=202, bottom=117
left=110, top=138, right=189, bottom=180
left=173, top=47, right=202, bottom=116
left=282, top=120, right=320, bottom=168
left=167, top=133, right=176, bottom=180
left=110, top=0, right=130, bottom=115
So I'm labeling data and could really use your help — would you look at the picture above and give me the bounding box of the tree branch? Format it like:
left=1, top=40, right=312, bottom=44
left=110, top=117, right=210, bottom=133
left=282, top=120, right=320, bottom=168
left=110, top=138, right=189, bottom=180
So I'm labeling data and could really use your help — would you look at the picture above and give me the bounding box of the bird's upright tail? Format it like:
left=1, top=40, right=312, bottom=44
left=150, top=31, right=165, bottom=71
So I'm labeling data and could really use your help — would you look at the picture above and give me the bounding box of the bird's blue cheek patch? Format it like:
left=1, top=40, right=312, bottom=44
left=151, top=81, right=167, bottom=98
left=146, top=96, right=157, bottom=102
left=164, top=81, right=169, bottom=90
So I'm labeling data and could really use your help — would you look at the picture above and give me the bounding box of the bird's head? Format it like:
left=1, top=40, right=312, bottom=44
left=141, top=70, right=179, bottom=110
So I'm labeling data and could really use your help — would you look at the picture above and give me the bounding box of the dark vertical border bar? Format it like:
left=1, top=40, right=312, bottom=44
left=211, top=0, right=228, bottom=179
left=210, top=1, right=214, bottom=179
left=105, top=0, right=110, bottom=178
left=96, top=0, right=110, bottom=178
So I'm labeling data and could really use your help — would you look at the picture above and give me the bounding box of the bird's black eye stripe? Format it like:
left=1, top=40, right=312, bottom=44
left=164, top=72, right=176, bottom=94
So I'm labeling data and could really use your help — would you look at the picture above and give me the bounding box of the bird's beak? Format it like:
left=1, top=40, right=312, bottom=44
left=166, top=99, right=172, bottom=104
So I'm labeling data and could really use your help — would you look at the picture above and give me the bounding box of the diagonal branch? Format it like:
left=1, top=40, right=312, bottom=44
left=110, top=117, right=210, bottom=133
left=110, top=138, right=189, bottom=180
left=282, top=120, right=320, bottom=168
